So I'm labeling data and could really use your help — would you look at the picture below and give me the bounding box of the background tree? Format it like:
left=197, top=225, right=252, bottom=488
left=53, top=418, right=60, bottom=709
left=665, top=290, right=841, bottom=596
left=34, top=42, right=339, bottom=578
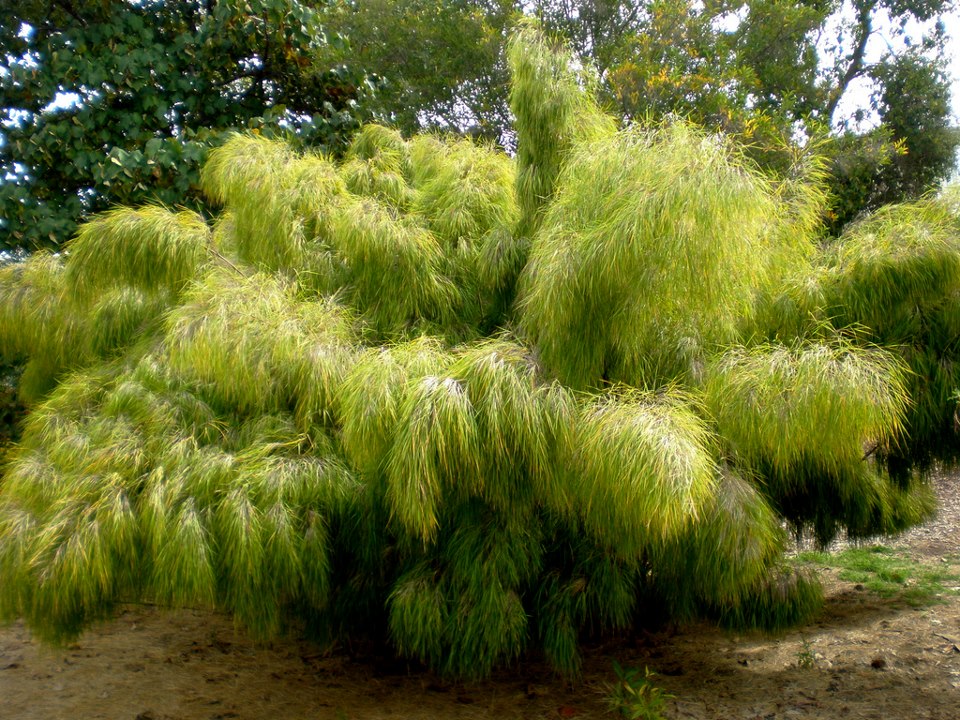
left=597, top=0, right=822, bottom=172
left=826, top=51, right=960, bottom=231
left=0, top=0, right=370, bottom=251
left=343, top=0, right=957, bottom=225
left=320, top=0, right=516, bottom=140
left=563, top=0, right=959, bottom=226
left=0, top=27, right=946, bottom=679
left=4, top=1, right=953, bottom=247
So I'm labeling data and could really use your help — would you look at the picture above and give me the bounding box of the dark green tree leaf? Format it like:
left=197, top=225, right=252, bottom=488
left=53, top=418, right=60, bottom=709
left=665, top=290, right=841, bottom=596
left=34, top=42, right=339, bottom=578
left=0, top=0, right=372, bottom=251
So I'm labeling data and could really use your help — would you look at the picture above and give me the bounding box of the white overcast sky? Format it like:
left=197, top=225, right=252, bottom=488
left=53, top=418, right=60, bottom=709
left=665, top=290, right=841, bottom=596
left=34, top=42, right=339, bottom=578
left=829, top=5, right=960, bottom=129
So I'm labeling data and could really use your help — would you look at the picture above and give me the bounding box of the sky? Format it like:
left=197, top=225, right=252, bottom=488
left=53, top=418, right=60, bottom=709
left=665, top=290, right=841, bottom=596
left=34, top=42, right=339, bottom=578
left=829, top=4, right=960, bottom=130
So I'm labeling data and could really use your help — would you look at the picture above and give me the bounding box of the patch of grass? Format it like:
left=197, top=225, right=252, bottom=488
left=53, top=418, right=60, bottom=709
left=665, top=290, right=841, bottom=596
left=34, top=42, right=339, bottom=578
left=794, top=545, right=960, bottom=606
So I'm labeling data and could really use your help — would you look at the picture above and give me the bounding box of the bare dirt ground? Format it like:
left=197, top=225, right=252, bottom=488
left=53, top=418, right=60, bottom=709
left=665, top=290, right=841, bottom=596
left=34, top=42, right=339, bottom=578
left=2, top=475, right=958, bottom=720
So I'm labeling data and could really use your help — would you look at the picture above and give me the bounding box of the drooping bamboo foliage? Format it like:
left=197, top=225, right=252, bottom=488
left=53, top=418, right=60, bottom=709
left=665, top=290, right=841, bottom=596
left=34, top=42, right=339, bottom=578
left=517, top=124, right=782, bottom=390
left=200, top=127, right=519, bottom=340
left=342, top=132, right=416, bottom=211
left=508, top=21, right=616, bottom=241
left=0, top=206, right=203, bottom=400
left=823, top=201, right=960, bottom=475
left=754, top=197, right=960, bottom=477
left=165, top=269, right=358, bottom=425
left=570, top=388, right=718, bottom=554
left=704, top=343, right=907, bottom=477
left=201, top=134, right=312, bottom=273
left=65, top=207, right=212, bottom=298
left=649, top=471, right=821, bottom=627
left=327, top=196, right=454, bottom=336
left=0, top=253, right=72, bottom=364
left=0, top=352, right=360, bottom=642
left=0, top=23, right=954, bottom=680
left=702, top=342, right=932, bottom=545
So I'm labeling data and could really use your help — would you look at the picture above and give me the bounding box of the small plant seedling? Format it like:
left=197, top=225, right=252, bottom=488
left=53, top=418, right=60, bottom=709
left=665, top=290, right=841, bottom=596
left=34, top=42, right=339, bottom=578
left=607, top=661, right=675, bottom=720
left=796, top=639, right=816, bottom=669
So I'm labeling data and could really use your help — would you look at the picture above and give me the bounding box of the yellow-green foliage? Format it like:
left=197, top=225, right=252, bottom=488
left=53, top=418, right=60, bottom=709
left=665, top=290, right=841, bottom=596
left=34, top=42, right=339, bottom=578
left=448, top=341, right=575, bottom=517
left=702, top=342, right=932, bottom=544
left=200, top=130, right=518, bottom=341
left=0, top=208, right=196, bottom=397
left=0, top=353, right=358, bottom=641
left=202, top=134, right=330, bottom=273
left=0, top=24, right=948, bottom=680
left=649, top=471, right=788, bottom=621
left=342, top=124, right=415, bottom=210
left=518, top=125, right=783, bottom=390
left=508, top=20, right=616, bottom=240
left=411, top=135, right=518, bottom=248
left=327, top=196, right=454, bottom=335
left=0, top=252, right=164, bottom=373
left=0, top=253, right=72, bottom=363
left=66, top=207, right=211, bottom=298
left=703, top=343, right=906, bottom=476
left=571, top=388, right=718, bottom=555
left=754, top=196, right=960, bottom=474
left=827, top=201, right=960, bottom=332
left=165, top=270, right=358, bottom=425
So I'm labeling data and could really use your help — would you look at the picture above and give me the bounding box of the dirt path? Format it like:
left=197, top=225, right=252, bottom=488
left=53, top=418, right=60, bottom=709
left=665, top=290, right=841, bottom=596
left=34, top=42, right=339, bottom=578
left=2, top=475, right=959, bottom=720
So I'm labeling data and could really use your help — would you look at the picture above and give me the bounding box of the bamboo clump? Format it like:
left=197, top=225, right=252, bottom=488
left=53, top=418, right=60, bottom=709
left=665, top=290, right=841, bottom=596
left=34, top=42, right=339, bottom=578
left=0, top=25, right=952, bottom=678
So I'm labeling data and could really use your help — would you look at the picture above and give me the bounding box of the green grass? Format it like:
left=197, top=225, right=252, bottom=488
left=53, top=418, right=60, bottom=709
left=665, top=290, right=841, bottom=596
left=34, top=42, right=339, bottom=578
left=794, top=545, right=960, bottom=606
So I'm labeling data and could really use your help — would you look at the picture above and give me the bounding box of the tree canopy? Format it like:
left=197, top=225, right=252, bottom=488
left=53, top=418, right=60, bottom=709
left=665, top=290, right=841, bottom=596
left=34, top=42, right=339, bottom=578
left=0, top=0, right=369, bottom=251
left=3, top=1, right=955, bottom=251
left=2, top=26, right=956, bottom=678
left=325, top=0, right=957, bottom=227
left=559, top=0, right=957, bottom=226
left=321, top=0, right=515, bottom=140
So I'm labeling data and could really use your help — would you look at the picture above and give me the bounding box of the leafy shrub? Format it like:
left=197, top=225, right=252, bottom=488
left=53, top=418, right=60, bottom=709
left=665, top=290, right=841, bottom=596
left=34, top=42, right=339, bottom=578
left=0, top=25, right=947, bottom=678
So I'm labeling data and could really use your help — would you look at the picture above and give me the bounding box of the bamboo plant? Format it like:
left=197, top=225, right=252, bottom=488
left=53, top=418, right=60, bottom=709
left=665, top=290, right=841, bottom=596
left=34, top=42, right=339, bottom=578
left=0, top=25, right=948, bottom=678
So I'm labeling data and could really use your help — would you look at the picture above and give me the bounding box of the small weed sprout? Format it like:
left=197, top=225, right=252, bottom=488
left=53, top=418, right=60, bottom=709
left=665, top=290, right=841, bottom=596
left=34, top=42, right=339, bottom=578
left=607, top=661, right=675, bottom=720
left=796, top=639, right=816, bottom=669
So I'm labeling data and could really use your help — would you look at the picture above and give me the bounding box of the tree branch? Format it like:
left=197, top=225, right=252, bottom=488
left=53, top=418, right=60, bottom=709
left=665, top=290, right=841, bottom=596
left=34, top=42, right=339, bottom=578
left=825, top=0, right=876, bottom=123
left=51, top=0, right=88, bottom=27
